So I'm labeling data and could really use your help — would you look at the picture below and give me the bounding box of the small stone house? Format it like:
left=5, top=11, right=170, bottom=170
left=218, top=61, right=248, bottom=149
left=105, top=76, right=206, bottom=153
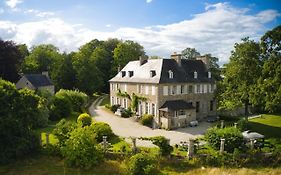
left=16, top=72, right=55, bottom=95
left=109, top=53, right=217, bottom=129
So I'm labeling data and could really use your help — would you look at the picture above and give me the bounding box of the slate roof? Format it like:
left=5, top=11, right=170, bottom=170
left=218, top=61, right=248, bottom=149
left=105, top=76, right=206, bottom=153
left=159, top=100, right=194, bottom=111
left=24, top=74, right=53, bottom=87
left=109, top=58, right=214, bottom=84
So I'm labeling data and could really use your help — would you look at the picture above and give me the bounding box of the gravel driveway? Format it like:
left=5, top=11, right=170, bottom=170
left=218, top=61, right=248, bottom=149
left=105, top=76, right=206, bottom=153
left=89, top=97, right=212, bottom=147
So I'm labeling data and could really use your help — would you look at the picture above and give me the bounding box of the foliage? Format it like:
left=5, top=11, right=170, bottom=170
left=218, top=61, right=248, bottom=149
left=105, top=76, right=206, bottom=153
left=49, top=94, right=72, bottom=121
left=127, top=153, right=158, bottom=175
left=141, top=136, right=173, bottom=156
left=121, top=108, right=133, bottom=118
left=52, top=119, right=77, bottom=146
left=55, top=89, right=89, bottom=112
left=131, top=93, right=147, bottom=112
left=141, top=114, right=154, bottom=127
left=0, top=39, right=23, bottom=82
left=116, top=89, right=131, bottom=99
left=106, top=104, right=121, bottom=113
left=181, top=47, right=200, bottom=59
left=204, top=127, right=244, bottom=153
left=90, top=122, right=114, bottom=142
left=0, top=80, right=46, bottom=163
left=237, top=119, right=248, bottom=131
left=219, top=38, right=261, bottom=118
left=77, top=113, right=92, bottom=126
left=61, top=126, right=103, bottom=168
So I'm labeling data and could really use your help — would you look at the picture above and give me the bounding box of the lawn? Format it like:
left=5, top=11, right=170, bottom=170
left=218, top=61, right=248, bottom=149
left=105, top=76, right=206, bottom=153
left=248, top=114, right=281, bottom=138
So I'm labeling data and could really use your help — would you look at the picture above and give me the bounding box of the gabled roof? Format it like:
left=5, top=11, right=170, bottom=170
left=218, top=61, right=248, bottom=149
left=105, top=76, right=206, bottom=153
left=159, top=100, right=194, bottom=111
left=24, top=74, right=53, bottom=87
left=109, top=58, right=214, bottom=84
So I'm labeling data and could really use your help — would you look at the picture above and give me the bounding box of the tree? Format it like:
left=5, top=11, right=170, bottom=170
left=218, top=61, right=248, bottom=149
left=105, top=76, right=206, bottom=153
left=0, top=39, right=23, bottom=82
left=259, top=25, right=281, bottom=113
left=181, top=47, right=200, bottom=59
left=219, top=38, right=261, bottom=119
left=202, top=54, right=221, bottom=81
left=49, top=94, right=72, bottom=121
left=113, top=40, right=146, bottom=74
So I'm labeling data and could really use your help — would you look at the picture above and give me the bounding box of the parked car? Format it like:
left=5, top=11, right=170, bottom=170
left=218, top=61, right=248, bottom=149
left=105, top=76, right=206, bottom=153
left=189, top=120, right=198, bottom=127
left=114, top=107, right=125, bottom=116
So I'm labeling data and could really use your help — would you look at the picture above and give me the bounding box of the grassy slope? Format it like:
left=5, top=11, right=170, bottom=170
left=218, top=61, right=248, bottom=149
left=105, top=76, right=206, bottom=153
left=249, top=114, right=281, bottom=138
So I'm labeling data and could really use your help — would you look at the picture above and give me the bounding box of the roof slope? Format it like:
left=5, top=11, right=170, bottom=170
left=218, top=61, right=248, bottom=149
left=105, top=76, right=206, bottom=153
left=109, top=58, right=214, bottom=84
left=159, top=100, right=194, bottom=111
left=25, top=74, right=53, bottom=87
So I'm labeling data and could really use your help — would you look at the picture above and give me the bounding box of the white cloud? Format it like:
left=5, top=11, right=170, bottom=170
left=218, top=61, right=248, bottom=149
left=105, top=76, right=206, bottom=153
left=146, top=0, right=153, bottom=3
left=105, top=24, right=111, bottom=28
left=0, top=3, right=279, bottom=65
left=24, top=9, right=55, bottom=18
left=5, top=0, right=23, bottom=9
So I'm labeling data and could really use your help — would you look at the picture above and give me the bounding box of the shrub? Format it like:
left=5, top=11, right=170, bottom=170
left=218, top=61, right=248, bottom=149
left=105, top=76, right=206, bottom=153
left=52, top=119, right=77, bottom=146
left=141, top=114, right=154, bottom=127
left=107, top=104, right=120, bottom=113
left=77, top=113, right=92, bottom=126
left=141, top=136, right=173, bottom=156
left=237, top=118, right=248, bottom=131
left=61, top=126, right=103, bottom=168
left=204, top=127, right=244, bottom=153
left=121, top=108, right=133, bottom=118
left=127, top=153, right=158, bottom=175
left=90, top=122, right=114, bottom=142
left=49, top=95, right=72, bottom=121
left=55, top=89, right=89, bottom=112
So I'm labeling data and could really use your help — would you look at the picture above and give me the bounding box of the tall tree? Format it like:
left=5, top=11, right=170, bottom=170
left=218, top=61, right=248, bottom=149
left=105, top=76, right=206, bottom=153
left=202, top=54, right=221, bottom=81
left=181, top=47, right=200, bottom=59
left=219, top=38, right=262, bottom=119
left=0, top=39, right=23, bottom=82
left=259, top=25, right=281, bottom=113
left=113, top=40, right=146, bottom=74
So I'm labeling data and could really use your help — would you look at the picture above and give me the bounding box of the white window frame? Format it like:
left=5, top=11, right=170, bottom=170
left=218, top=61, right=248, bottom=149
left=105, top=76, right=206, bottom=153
left=151, top=86, right=155, bottom=95
left=208, top=71, right=211, bottom=78
left=145, top=85, right=149, bottom=95
left=177, top=85, right=181, bottom=95
left=168, top=70, right=173, bottom=79
left=194, top=71, right=198, bottom=79
left=163, top=86, right=168, bottom=96
left=204, top=84, right=207, bottom=93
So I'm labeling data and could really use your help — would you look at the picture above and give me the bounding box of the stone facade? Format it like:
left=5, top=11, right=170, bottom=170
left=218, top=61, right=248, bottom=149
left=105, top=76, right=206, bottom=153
left=109, top=54, right=217, bottom=129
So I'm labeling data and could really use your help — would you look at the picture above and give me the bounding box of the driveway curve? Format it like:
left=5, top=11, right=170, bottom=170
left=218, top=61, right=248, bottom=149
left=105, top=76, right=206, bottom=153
left=89, top=97, right=212, bottom=147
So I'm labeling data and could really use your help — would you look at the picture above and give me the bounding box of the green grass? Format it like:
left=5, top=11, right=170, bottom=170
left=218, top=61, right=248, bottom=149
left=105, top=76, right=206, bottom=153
left=249, top=114, right=281, bottom=138
left=100, top=95, right=110, bottom=106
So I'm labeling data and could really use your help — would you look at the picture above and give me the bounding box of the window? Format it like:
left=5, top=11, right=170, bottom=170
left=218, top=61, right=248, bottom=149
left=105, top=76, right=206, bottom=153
left=196, top=84, right=200, bottom=94
left=189, top=85, right=193, bottom=93
left=168, top=70, right=173, bottom=79
left=137, top=85, right=141, bottom=93
left=123, top=98, right=127, bottom=108
left=151, top=86, right=155, bottom=95
left=129, top=71, right=134, bottom=77
left=196, top=101, right=200, bottom=113
left=145, top=102, right=149, bottom=114
left=116, top=83, right=120, bottom=90
left=121, top=71, right=126, bottom=77
left=152, top=103, right=155, bottom=116
left=178, top=110, right=185, bottom=116
left=204, top=84, right=207, bottom=93
left=171, top=86, right=176, bottom=95
left=111, top=83, right=114, bottom=91
left=150, top=70, right=156, bottom=77
left=111, top=96, right=114, bottom=105
left=208, top=71, right=211, bottom=78
left=145, top=85, right=149, bottom=95
left=208, top=84, right=212, bottom=93
left=194, top=71, right=198, bottom=79
left=180, top=85, right=185, bottom=94
left=210, top=100, right=214, bottom=111
left=163, top=86, right=168, bottom=95
left=177, top=85, right=181, bottom=94
left=200, top=84, right=203, bottom=93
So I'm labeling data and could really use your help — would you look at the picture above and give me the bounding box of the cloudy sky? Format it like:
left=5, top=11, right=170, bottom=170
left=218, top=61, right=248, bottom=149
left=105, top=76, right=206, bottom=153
left=0, top=0, right=280, bottom=65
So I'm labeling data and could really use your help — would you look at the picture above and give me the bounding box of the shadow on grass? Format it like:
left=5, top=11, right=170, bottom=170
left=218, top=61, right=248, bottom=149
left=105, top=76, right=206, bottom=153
left=248, top=121, right=281, bottom=139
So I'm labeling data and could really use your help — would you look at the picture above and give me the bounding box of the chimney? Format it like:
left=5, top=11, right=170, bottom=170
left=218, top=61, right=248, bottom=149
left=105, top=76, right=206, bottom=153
left=117, top=65, right=121, bottom=72
left=196, top=56, right=210, bottom=70
left=42, top=71, right=49, bottom=78
left=139, top=56, right=148, bottom=66
left=171, top=52, right=182, bottom=66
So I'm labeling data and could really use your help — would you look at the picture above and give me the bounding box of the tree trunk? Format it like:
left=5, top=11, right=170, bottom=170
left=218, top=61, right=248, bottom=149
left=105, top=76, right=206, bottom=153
left=244, top=99, right=249, bottom=121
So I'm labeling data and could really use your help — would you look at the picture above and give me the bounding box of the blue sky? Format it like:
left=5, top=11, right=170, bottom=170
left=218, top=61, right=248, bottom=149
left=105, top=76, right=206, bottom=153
left=0, top=0, right=280, bottom=64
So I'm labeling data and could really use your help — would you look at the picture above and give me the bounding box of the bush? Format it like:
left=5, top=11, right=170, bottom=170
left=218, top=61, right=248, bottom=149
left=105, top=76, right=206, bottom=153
left=121, top=108, right=133, bottom=118
left=127, top=153, right=158, bottom=175
left=141, top=136, right=173, bottom=156
left=204, top=127, right=244, bottom=153
left=52, top=119, right=77, bottom=146
left=141, top=114, right=154, bottom=127
left=237, top=118, right=248, bottom=131
left=61, top=126, right=103, bottom=168
left=55, top=89, right=89, bottom=112
left=77, top=113, right=92, bottom=126
left=106, top=104, right=120, bottom=113
left=90, top=122, right=114, bottom=142
left=49, top=95, right=72, bottom=121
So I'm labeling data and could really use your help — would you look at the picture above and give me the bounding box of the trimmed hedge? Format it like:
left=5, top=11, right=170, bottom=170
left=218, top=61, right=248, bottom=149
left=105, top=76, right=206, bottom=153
left=90, top=122, right=114, bottom=142
left=141, top=114, right=154, bottom=127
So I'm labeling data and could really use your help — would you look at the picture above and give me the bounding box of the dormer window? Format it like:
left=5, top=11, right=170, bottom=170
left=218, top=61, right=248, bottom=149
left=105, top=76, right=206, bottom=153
left=121, top=71, right=126, bottom=77
left=208, top=71, right=211, bottom=78
left=150, top=70, right=156, bottom=77
left=168, top=70, right=173, bottom=79
left=128, top=71, right=134, bottom=77
left=194, top=71, right=198, bottom=79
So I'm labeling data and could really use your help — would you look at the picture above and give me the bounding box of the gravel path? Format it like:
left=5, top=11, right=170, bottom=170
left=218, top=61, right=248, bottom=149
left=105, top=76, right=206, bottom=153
left=89, top=96, right=212, bottom=147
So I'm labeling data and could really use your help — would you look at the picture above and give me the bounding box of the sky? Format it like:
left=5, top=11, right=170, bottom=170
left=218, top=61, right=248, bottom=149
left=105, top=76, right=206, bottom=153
left=0, top=0, right=280, bottom=65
